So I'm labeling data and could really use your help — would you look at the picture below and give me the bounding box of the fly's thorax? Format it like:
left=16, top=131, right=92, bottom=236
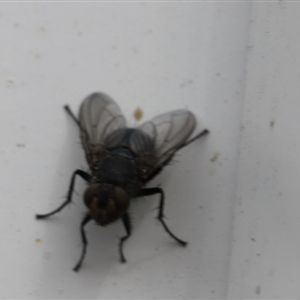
left=84, top=184, right=130, bottom=226
left=95, top=154, right=139, bottom=195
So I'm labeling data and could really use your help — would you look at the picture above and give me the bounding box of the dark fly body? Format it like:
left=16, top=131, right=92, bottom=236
left=36, top=92, right=209, bottom=271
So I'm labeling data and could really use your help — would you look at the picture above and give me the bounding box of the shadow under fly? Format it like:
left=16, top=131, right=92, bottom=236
left=36, top=92, right=209, bottom=271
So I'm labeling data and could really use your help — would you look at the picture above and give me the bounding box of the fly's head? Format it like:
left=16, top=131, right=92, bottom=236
left=83, top=184, right=129, bottom=226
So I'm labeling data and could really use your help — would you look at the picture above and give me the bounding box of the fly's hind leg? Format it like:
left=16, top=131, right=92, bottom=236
left=64, top=105, right=81, bottom=128
left=36, top=170, right=91, bottom=219
left=178, top=129, right=209, bottom=151
left=145, top=129, right=209, bottom=183
left=137, top=188, right=187, bottom=246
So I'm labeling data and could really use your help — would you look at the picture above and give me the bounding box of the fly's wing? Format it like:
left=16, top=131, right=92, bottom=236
left=134, top=109, right=197, bottom=179
left=79, top=93, right=126, bottom=168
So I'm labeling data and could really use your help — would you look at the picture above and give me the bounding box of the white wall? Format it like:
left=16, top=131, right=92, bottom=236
left=0, top=2, right=298, bottom=299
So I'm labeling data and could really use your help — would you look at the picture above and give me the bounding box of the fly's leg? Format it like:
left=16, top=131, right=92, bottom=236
left=137, top=188, right=187, bottom=246
left=146, top=129, right=209, bottom=182
left=73, top=213, right=92, bottom=272
left=36, top=170, right=91, bottom=219
left=119, top=213, right=132, bottom=263
left=178, top=129, right=209, bottom=151
left=64, top=105, right=81, bottom=128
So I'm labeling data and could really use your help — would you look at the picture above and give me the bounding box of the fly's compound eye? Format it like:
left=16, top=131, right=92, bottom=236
left=84, top=184, right=129, bottom=226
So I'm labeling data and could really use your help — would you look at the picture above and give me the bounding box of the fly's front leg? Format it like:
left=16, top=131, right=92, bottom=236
left=119, top=213, right=132, bottom=263
left=137, top=188, right=187, bottom=246
left=36, top=170, right=91, bottom=219
left=73, top=213, right=92, bottom=272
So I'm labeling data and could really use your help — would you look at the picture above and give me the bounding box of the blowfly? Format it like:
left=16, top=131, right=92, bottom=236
left=36, top=92, right=209, bottom=271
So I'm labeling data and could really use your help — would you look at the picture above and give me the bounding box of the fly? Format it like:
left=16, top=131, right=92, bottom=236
left=36, top=92, right=209, bottom=271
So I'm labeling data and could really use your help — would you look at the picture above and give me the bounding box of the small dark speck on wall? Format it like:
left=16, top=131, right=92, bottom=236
left=255, top=285, right=261, bottom=295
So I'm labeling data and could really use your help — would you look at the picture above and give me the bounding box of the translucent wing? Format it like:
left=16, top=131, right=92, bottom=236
left=136, top=110, right=196, bottom=169
left=79, top=92, right=126, bottom=168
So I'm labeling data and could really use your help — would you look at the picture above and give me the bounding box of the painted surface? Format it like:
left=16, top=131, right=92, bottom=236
left=0, top=2, right=297, bottom=299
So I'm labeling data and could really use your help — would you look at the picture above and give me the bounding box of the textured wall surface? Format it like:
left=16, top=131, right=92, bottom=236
left=0, top=2, right=297, bottom=299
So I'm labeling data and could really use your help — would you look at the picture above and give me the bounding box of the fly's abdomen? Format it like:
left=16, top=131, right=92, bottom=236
left=104, top=128, right=155, bottom=157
